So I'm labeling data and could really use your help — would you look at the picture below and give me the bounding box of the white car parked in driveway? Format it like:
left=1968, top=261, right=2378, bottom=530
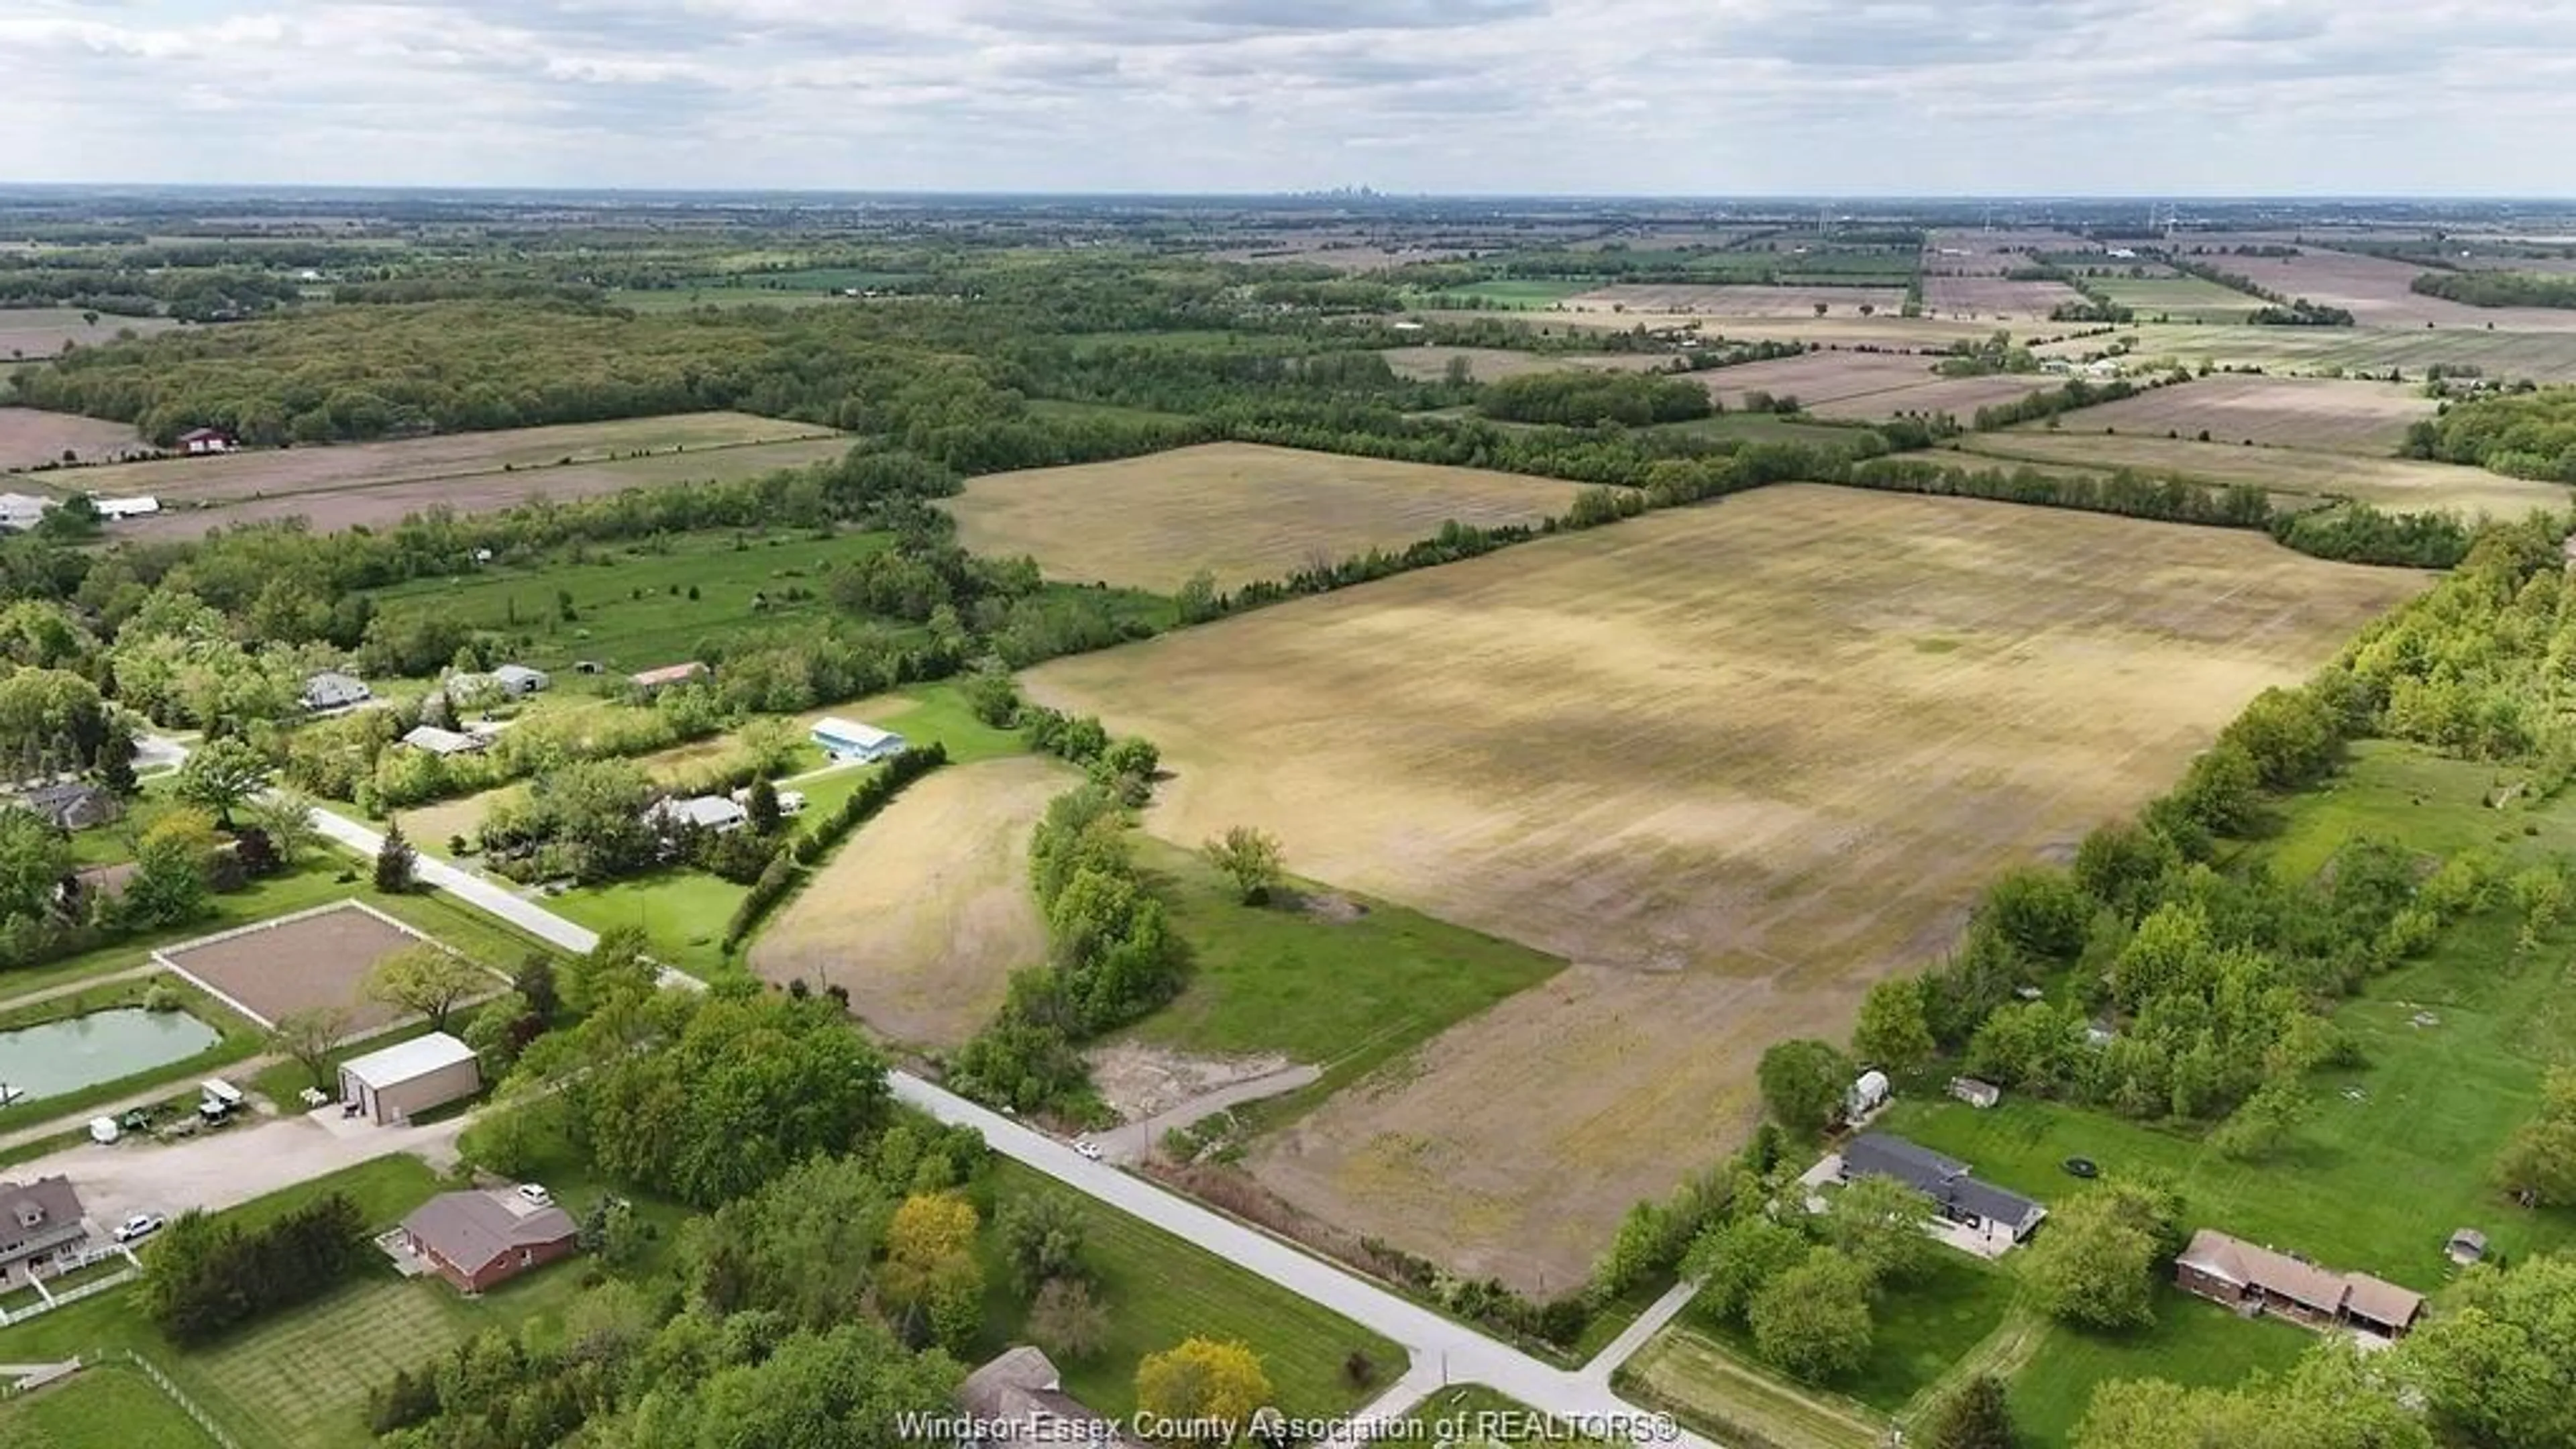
left=115, top=1212, right=166, bottom=1242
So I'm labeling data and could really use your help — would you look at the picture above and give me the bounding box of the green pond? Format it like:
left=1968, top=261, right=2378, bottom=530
left=0, top=1008, right=219, bottom=1104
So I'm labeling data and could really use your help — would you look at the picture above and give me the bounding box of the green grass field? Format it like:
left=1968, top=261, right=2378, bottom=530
left=1421, top=280, right=1595, bottom=309
left=549, top=869, right=749, bottom=982
left=2083, top=275, right=2263, bottom=324
left=1674, top=1253, right=2017, bottom=1418
left=366, top=527, right=899, bottom=676
left=973, top=1161, right=1403, bottom=1418
left=1124, top=837, right=1564, bottom=1116
left=0, top=1366, right=219, bottom=1449
left=2006, top=1287, right=2313, bottom=1448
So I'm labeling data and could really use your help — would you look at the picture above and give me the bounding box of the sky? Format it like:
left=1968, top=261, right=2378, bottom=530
left=8, top=0, right=2575, bottom=196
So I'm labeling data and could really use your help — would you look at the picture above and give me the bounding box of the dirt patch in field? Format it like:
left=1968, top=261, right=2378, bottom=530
left=947, top=442, right=1582, bottom=592
left=0, top=309, right=178, bottom=364
left=1920, top=274, right=2086, bottom=320
left=2205, top=250, right=2576, bottom=331
left=1088, top=1040, right=1300, bottom=1121
left=750, top=756, right=1070, bottom=1052
left=160, top=902, right=441, bottom=1033
left=1026, top=485, right=2424, bottom=1289
left=0, top=408, right=150, bottom=473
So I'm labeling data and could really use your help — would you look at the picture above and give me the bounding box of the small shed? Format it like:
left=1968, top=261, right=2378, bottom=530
left=1846, top=1069, right=1891, bottom=1121
left=645, top=795, right=747, bottom=835
left=490, top=664, right=550, bottom=698
left=94, top=496, right=160, bottom=520
left=401, top=725, right=489, bottom=757
left=177, top=427, right=235, bottom=455
left=1949, top=1077, right=2002, bottom=1110
left=2447, top=1228, right=2488, bottom=1267
left=339, top=1032, right=482, bottom=1126
left=629, top=661, right=710, bottom=693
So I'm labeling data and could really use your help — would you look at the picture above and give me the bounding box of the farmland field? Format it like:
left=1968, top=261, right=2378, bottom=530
left=1421, top=280, right=1595, bottom=308
left=1566, top=283, right=1909, bottom=317
left=2043, top=374, right=2436, bottom=451
left=1024, top=486, right=2422, bottom=1289
left=947, top=442, right=1583, bottom=591
left=751, top=755, right=1071, bottom=1050
left=1953, top=431, right=2566, bottom=517
left=1919, top=274, right=2086, bottom=319
left=2202, top=249, right=2576, bottom=331
left=2078, top=321, right=2576, bottom=382
left=1379, top=347, right=1678, bottom=383
left=1689, top=353, right=2054, bottom=420
left=2084, top=273, right=2263, bottom=323
left=0, top=307, right=178, bottom=362
left=0, top=408, right=148, bottom=472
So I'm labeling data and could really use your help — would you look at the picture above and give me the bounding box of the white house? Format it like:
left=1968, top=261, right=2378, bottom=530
left=300, top=671, right=372, bottom=713
left=645, top=795, right=747, bottom=834
left=94, top=496, right=160, bottom=520
left=811, top=717, right=906, bottom=763
left=491, top=664, right=550, bottom=698
left=0, top=494, right=52, bottom=533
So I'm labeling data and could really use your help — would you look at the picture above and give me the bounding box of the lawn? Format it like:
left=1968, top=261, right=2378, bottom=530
left=1420, top=280, right=1595, bottom=309
left=1675, top=1253, right=2017, bottom=1419
left=2006, top=1287, right=2314, bottom=1448
left=548, top=869, right=749, bottom=983
left=0, top=1364, right=220, bottom=1449
left=364, top=527, right=900, bottom=676
left=0, top=1155, right=604, bottom=1449
left=1125, top=836, right=1565, bottom=1118
left=972, top=1161, right=1404, bottom=1419
left=0, top=858, right=364, bottom=1006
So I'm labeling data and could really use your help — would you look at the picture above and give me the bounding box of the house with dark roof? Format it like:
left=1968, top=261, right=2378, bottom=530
left=9, top=782, right=121, bottom=832
left=400, top=1189, right=578, bottom=1294
left=957, top=1347, right=1124, bottom=1448
left=0, top=1177, right=88, bottom=1283
left=1838, top=1131, right=2046, bottom=1248
left=2175, top=1228, right=2425, bottom=1338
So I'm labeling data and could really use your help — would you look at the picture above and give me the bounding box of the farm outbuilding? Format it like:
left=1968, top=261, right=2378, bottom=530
left=629, top=661, right=710, bottom=693
left=301, top=672, right=372, bottom=712
left=1845, top=1069, right=1891, bottom=1121
left=811, top=716, right=906, bottom=763
left=177, top=428, right=235, bottom=455
left=491, top=664, right=549, bottom=696
left=645, top=794, right=748, bottom=835
left=339, top=1032, right=482, bottom=1126
left=1949, top=1077, right=2002, bottom=1109
left=401, top=725, right=488, bottom=757
left=95, top=496, right=159, bottom=520
left=0, top=494, right=52, bottom=533
left=2447, top=1228, right=2488, bottom=1266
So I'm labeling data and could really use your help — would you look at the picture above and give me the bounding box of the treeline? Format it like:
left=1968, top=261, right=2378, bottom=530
left=724, top=743, right=951, bottom=951
left=1478, top=370, right=1714, bottom=427
left=2402, top=386, right=2576, bottom=482
left=0, top=262, right=301, bottom=322
left=2412, top=270, right=2576, bottom=310
left=2165, top=258, right=2354, bottom=326
left=138, top=1193, right=365, bottom=1344
left=1970, top=374, right=2153, bottom=431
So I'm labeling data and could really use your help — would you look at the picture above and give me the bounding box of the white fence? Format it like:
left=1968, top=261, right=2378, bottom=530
left=119, top=1351, right=244, bottom=1449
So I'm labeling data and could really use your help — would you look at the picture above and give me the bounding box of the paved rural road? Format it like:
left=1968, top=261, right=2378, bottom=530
left=301, top=801, right=1708, bottom=1440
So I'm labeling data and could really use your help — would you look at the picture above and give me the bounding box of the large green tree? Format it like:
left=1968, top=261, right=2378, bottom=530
left=1757, top=1038, right=1853, bottom=1136
left=1923, top=1373, right=2017, bottom=1449
left=174, top=737, right=271, bottom=828
left=2020, top=1181, right=2176, bottom=1330
left=1748, top=1249, right=1874, bottom=1383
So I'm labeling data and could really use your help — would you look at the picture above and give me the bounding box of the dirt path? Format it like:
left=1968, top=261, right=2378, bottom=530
left=1095, top=1063, right=1323, bottom=1163
left=1621, top=1326, right=1886, bottom=1449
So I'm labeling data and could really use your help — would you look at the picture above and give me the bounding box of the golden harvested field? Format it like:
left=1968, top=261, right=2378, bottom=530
left=2047, top=374, right=2437, bottom=453
left=2209, top=250, right=2576, bottom=331
left=1919, top=274, right=2086, bottom=319
left=1566, top=283, right=1910, bottom=317
left=1955, top=431, right=2566, bottom=517
left=947, top=442, right=1583, bottom=592
left=1379, top=347, right=1676, bottom=383
left=1693, top=353, right=2054, bottom=420
left=0, top=407, right=148, bottom=472
left=1025, top=486, right=2422, bottom=1288
left=750, top=756, right=1069, bottom=1051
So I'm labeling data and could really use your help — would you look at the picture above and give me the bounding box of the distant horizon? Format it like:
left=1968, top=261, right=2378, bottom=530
left=11, top=2, right=2571, bottom=198
left=3, top=182, right=2574, bottom=209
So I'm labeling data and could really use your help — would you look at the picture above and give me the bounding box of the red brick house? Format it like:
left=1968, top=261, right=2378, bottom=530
left=400, top=1191, right=578, bottom=1294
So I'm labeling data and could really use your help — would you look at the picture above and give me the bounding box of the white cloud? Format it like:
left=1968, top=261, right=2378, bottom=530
left=4, top=0, right=2571, bottom=193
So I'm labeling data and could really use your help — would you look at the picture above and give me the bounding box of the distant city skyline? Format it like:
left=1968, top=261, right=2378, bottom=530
left=9, top=0, right=2572, bottom=197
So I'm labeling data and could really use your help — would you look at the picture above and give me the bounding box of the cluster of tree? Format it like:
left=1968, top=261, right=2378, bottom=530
left=137, top=1193, right=366, bottom=1343
left=0, top=258, right=301, bottom=322
left=0, top=665, right=127, bottom=780
left=0, top=796, right=303, bottom=970
left=1678, top=1173, right=1944, bottom=1383
left=2017, top=1179, right=2186, bottom=1328
left=298, top=686, right=728, bottom=814
left=2402, top=386, right=2576, bottom=482
left=724, top=742, right=951, bottom=951
left=2494, top=1064, right=2576, bottom=1207
left=1477, top=370, right=1714, bottom=427
left=2267, top=501, right=2472, bottom=569
left=1934, top=331, right=2041, bottom=377
left=951, top=783, right=1187, bottom=1114
left=2411, top=270, right=2576, bottom=310
left=1849, top=458, right=2271, bottom=531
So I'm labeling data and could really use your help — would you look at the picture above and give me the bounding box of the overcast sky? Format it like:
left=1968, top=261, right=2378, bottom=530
left=9, top=0, right=2573, bottom=196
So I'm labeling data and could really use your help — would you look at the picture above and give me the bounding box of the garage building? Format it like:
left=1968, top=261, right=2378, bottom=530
left=339, top=1032, right=482, bottom=1126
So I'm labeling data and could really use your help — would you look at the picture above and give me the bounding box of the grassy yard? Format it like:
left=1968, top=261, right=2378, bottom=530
left=366, top=527, right=900, bottom=676
left=2006, top=1287, right=2314, bottom=1448
left=0, top=859, right=364, bottom=1005
left=1123, top=837, right=1564, bottom=1116
left=0, top=1364, right=221, bottom=1448
left=1882, top=740, right=2576, bottom=1292
left=0, top=1155, right=608, bottom=1449
left=972, top=1161, right=1403, bottom=1419
left=548, top=869, right=747, bottom=983
left=1674, top=1253, right=2017, bottom=1419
